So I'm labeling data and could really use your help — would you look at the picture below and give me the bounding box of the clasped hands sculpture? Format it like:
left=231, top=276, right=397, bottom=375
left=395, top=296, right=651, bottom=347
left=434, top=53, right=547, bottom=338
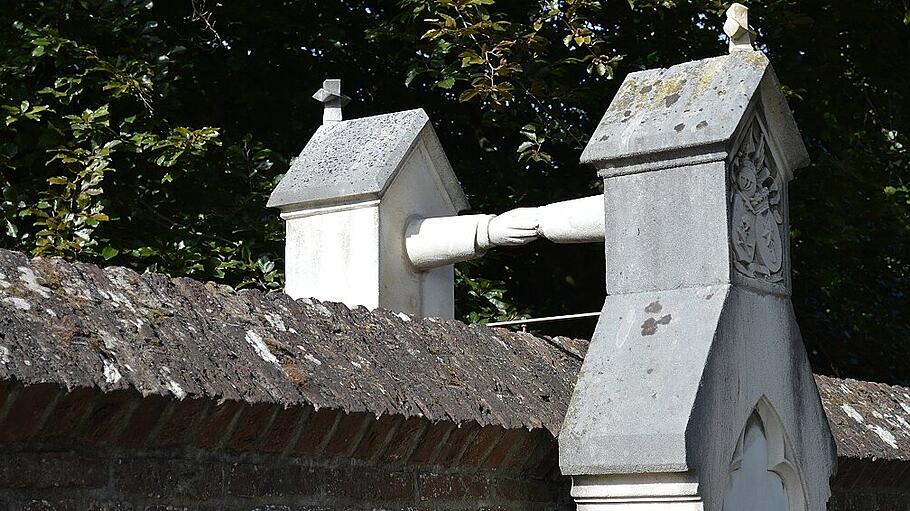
left=479, top=207, right=541, bottom=248
left=405, top=194, right=605, bottom=270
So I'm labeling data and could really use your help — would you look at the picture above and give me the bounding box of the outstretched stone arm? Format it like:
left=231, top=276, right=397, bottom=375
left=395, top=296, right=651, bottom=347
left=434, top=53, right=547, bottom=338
left=405, top=214, right=495, bottom=270
left=405, top=194, right=605, bottom=270
left=537, top=194, right=605, bottom=244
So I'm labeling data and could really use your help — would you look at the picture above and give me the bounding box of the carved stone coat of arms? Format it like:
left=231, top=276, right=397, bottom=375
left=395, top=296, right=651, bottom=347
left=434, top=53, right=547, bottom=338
left=730, top=122, right=785, bottom=283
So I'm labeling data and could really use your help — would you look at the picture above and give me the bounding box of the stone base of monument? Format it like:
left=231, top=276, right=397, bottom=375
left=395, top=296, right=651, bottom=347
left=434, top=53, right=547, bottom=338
left=571, top=473, right=702, bottom=510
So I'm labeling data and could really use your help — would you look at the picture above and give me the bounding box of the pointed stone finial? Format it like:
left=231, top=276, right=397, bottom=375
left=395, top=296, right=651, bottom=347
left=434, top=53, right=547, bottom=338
left=312, top=79, right=351, bottom=124
left=723, top=3, right=755, bottom=52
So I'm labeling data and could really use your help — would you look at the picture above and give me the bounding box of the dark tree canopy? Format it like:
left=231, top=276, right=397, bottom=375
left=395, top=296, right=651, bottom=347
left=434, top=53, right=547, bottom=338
left=1, top=0, right=908, bottom=384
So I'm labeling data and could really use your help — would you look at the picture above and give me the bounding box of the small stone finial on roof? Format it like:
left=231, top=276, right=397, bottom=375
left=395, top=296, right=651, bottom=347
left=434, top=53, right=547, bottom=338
left=312, top=79, right=351, bottom=124
left=723, top=3, right=755, bottom=53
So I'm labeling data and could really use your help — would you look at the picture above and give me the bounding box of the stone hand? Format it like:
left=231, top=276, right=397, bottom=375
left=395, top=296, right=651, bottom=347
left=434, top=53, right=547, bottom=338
left=486, top=207, right=540, bottom=247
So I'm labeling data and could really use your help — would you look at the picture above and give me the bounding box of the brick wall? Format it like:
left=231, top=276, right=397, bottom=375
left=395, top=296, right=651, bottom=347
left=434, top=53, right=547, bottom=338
left=827, top=457, right=910, bottom=510
left=0, top=381, right=572, bottom=511
left=6, top=380, right=905, bottom=510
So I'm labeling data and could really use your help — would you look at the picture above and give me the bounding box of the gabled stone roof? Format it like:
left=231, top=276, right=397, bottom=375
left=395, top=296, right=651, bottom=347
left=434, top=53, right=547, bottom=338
left=581, top=51, right=809, bottom=176
left=267, top=108, right=469, bottom=211
left=0, top=249, right=579, bottom=435
left=0, top=248, right=909, bottom=461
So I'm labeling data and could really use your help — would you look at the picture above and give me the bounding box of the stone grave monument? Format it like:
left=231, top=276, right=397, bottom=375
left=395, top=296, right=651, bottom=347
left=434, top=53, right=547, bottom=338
left=558, top=4, right=837, bottom=510
left=269, top=4, right=838, bottom=509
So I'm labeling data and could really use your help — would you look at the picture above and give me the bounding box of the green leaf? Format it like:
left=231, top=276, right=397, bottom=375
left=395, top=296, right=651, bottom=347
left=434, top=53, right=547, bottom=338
left=460, top=51, right=485, bottom=67
left=133, top=247, right=156, bottom=258
left=517, top=141, right=535, bottom=153
left=421, top=29, right=442, bottom=40
left=459, top=88, right=480, bottom=102
left=4, top=219, right=17, bottom=238
left=437, top=76, right=456, bottom=89
left=101, top=246, right=119, bottom=260
left=404, top=67, right=420, bottom=87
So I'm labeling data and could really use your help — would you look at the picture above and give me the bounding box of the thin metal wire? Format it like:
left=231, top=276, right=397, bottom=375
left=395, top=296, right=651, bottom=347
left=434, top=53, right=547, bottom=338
left=484, top=311, right=600, bottom=328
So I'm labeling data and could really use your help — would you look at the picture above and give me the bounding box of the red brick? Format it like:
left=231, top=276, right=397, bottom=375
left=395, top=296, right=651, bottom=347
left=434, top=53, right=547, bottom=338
left=517, top=430, right=558, bottom=476
left=839, top=458, right=910, bottom=491
left=33, top=387, right=97, bottom=442
left=832, top=457, right=863, bottom=490
left=866, top=460, right=906, bottom=490
left=226, top=402, right=277, bottom=451
left=15, top=500, right=75, bottom=511
left=497, top=427, right=541, bottom=471
left=435, top=423, right=478, bottom=467
left=86, top=502, right=133, bottom=511
left=418, top=472, right=489, bottom=501
left=291, top=408, right=339, bottom=457
left=114, top=394, right=170, bottom=448
left=151, top=397, right=208, bottom=448
left=494, top=477, right=561, bottom=503
left=260, top=406, right=308, bottom=453
left=829, top=493, right=910, bottom=510
left=354, top=415, right=401, bottom=460
left=410, top=421, right=454, bottom=464
left=113, top=458, right=223, bottom=499
left=0, top=383, right=60, bottom=443
left=0, top=452, right=106, bottom=488
left=898, top=463, right=910, bottom=491
left=0, top=381, right=13, bottom=413
left=226, top=462, right=306, bottom=497
left=482, top=428, right=527, bottom=470
left=322, top=412, right=369, bottom=457
left=194, top=400, right=242, bottom=449
left=86, top=501, right=133, bottom=511
left=381, top=416, right=427, bottom=463
left=460, top=425, right=504, bottom=467
left=80, top=390, right=136, bottom=444
left=326, top=466, right=412, bottom=502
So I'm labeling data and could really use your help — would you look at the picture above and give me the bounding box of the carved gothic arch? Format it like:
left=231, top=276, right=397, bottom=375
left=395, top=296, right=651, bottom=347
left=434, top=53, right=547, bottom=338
left=723, top=396, right=808, bottom=511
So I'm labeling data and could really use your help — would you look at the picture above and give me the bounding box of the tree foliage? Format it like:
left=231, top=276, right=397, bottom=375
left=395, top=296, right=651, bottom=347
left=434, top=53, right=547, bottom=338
left=1, top=0, right=908, bottom=383
left=1, top=1, right=283, bottom=288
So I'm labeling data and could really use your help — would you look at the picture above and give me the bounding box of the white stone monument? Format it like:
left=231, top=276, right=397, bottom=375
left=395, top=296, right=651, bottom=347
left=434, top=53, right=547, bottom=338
left=267, top=102, right=472, bottom=318
left=269, top=81, right=605, bottom=318
left=558, top=6, right=837, bottom=510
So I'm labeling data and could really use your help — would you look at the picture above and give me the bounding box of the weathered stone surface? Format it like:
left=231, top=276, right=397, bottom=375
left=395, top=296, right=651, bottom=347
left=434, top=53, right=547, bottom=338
left=580, top=51, right=808, bottom=177
left=560, top=285, right=729, bottom=474
left=816, top=375, right=910, bottom=461
left=266, top=108, right=469, bottom=210
left=0, top=248, right=581, bottom=435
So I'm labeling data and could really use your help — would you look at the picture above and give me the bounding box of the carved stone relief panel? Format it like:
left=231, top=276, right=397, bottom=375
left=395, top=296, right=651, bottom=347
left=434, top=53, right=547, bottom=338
left=729, top=120, right=786, bottom=285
